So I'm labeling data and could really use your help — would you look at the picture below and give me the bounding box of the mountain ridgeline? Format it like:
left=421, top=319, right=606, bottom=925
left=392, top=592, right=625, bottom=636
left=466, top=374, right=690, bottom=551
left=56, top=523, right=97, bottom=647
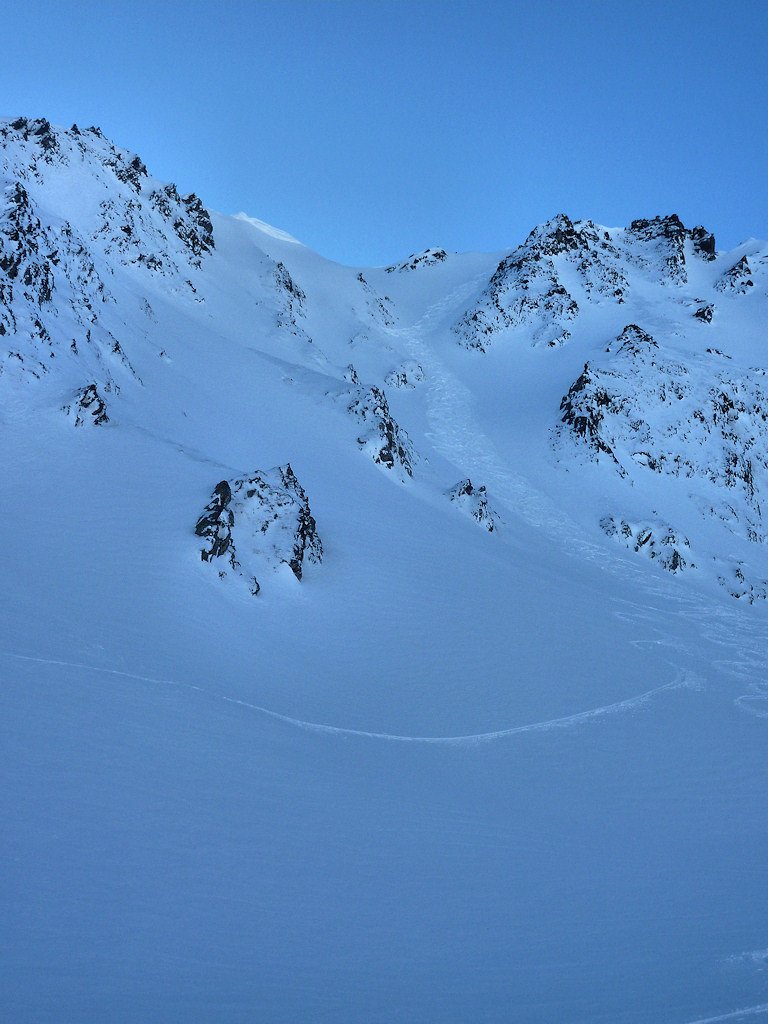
left=3, top=116, right=768, bottom=601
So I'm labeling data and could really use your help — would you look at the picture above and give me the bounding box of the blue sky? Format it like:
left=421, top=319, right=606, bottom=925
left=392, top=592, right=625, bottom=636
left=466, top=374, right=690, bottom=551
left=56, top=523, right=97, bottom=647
left=3, top=0, right=767, bottom=265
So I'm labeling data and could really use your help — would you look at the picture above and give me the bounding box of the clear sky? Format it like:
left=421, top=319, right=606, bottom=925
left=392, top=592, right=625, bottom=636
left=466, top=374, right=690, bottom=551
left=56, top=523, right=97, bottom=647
left=3, top=0, right=767, bottom=266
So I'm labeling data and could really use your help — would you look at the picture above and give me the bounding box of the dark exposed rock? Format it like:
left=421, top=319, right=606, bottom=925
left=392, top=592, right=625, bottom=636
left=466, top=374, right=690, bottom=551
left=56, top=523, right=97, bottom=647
left=454, top=244, right=579, bottom=351
left=447, top=479, right=500, bottom=531
left=715, top=255, right=753, bottom=293
left=717, top=562, right=768, bottom=603
left=271, top=260, right=309, bottom=335
left=609, top=323, right=657, bottom=357
left=195, top=480, right=235, bottom=564
left=348, top=385, right=415, bottom=477
left=628, top=214, right=686, bottom=242
left=0, top=183, right=53, bottom=304
left=626, top=214, right=688, bottom=283
left=453, top=214, right=641, bottom=351
left=196, top=465, right=322, bottom=592
left=0, top=177, right=128, bottom=380
left=690, top=225, right=716, bottom=260
left=177, top=192, right=214, bottom=255
left=109, top=152, right=148, bottom=194
left=274, top=260, right=305, bottom=308
left=145, top=183, right=215, bottom=258
left=385, top=248, right=448, bottom=273
left=63, top=383, right=110, bottom=426
left=694, top=303, right=714, bottom=322
left=559, top=362, right=626, bottom=471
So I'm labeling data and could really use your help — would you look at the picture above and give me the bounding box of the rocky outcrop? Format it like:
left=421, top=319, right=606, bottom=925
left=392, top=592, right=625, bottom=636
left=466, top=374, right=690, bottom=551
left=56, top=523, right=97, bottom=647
left=348, top=384, right=415, bottom=478
left=447, top=479, right=500, bottom=532
left=148, top=183, right=214, bottom=259
left=690, top=225, right=716, bottom=260
left=625, top=214, right=690, bottom=283
left=195, top=466, right=322, bottom=594
left=356, top=273, right=395, bottom=326
left=385, top=248, right=448, bottom=273
left=694, top=303, right=715, bottom=322
left=600, top=516, right=693, bottom=573
left=715, top=255, right=753, bottom=293
left=716, top=562, right=768, bottom=603
left=559, top=325, right=660, bottom=471
left=453, top=215, right=583, bottom=351
left=0, top=119, right=217, bottom=387
left=385, top=360, right=424, bottom=389
left=195, top=480, right=236, bottom=565
left=558, top=325, right=768, bottom=545
left=453, top=213, right=719, bottom=352
left=62, top=383, right=111, bottom=426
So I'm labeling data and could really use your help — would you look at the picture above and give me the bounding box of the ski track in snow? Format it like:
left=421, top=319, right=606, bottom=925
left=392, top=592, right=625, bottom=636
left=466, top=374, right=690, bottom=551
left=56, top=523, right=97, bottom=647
left=1, top=651, right=696, bottom=746
left=678, top=1004, right=768, bottom=1024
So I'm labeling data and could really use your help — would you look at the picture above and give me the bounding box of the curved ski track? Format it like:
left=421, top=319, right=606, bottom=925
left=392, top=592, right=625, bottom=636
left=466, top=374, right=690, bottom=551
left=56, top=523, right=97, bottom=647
left=2, top=651, right=695, bottom=746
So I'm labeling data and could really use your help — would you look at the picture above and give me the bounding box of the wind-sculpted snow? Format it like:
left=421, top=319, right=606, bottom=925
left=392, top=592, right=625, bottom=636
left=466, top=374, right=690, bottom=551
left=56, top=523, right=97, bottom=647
left=196, top=465, right=322, bottom=594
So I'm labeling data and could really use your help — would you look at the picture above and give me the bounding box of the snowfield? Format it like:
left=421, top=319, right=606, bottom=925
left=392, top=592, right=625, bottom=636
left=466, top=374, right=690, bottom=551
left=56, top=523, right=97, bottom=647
left=2, top=118, right=768, bottom=1024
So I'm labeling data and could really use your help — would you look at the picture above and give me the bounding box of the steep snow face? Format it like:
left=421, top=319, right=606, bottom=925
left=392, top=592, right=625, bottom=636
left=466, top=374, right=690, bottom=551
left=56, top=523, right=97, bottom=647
left=5, top=122, right=768, bottom=1024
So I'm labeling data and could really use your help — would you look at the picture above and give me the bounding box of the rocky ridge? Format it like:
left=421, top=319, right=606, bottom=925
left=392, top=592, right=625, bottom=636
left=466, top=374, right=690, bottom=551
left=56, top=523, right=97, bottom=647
left=453, top=213, right=718, bottom=351
left=0, top=117, right=214, bottom=391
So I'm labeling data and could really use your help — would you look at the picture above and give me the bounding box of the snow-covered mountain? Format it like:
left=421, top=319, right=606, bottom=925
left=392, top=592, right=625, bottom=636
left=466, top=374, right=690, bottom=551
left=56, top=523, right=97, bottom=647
left=4, top=118, right=768, bottom=1024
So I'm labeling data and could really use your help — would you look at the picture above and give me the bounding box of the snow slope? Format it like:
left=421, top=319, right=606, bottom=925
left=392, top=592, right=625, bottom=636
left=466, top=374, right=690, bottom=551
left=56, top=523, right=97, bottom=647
left=2, top=119, right=768, bottom=1024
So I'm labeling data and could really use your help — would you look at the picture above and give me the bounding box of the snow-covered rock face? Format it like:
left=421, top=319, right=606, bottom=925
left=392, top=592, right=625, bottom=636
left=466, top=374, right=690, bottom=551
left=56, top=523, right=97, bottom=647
left=447, top=479, right=500, bottom=531
left=600, top=516, right=693, bottom=573
left=62, top=382, right=111, bottom=426
left=385, top=247, right=448, bottom=273
left=345, top=376, right=415, bottom=479
left=453, top=213, right=718, bottom=351
left=0, top=117, right=214, bottom=388
left=715, top=254, right=753, bottom=293
left=384, top=359, right=424, bottom=389
left=196, top=466, right=322, bottom=594
left=558, top=324, right=768, bottom=550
